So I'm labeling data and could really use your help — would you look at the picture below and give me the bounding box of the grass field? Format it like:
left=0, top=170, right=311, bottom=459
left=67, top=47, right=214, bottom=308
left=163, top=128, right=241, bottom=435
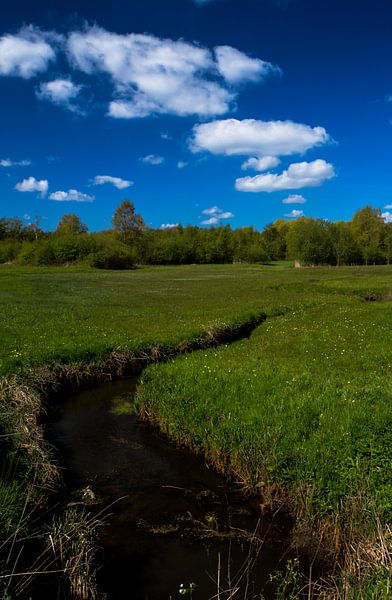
left=1, top=263, right=392, bottom=597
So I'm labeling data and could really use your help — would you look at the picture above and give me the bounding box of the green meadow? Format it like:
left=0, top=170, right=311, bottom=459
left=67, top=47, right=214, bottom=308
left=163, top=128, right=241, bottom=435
left=1, top=263, right=392, bottom=596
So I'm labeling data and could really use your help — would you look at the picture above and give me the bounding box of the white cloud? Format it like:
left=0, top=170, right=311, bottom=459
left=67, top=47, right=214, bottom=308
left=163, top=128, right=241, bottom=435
left=241, top=156, right=280, bottom=171
left=201, top=206, right=234, bottom=223
left=201, top=216, right=220, bottom=225
left=284, top=209, right=304, bottom=218
left=235, top=159, right=335, bottom=192
left=161, top=131, right=172, bottom=140
left=93, top=175, right=132, bottom=189
left=384, top=204, right=392, bottom=209
left=0, top=158, right=31, bottom=167
left=37, top=78, right=82, bottom=109
left=67, top=27, right=276, bottom=118
left=202, top=206, right=220, bottom=215
left=49, top=189, right=94, bottom=202
left=191, top=118, right=330, bottom=157
left=160, top=223, right=179, bottom=229
left=68, top=27, right=231, bottom=118
left=215, top=45, right=279, bottom=84
left=177, top=161, right=188, bottom=169
left=382, top=211, right=392, bottom=223
left=0, top=26, right=57, bottom=79
left=15, top=176, right=48, bottom=196
left=282, top=194, right=307, bottom=204
left=140, top=154, right=165, bottom=165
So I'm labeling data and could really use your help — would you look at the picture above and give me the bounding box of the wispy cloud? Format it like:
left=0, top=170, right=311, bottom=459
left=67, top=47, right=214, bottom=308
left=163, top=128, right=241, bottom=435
left=140, top=154, right=165, bottom=165
left=0, top=158, right=31, bottom=167
left=160, top=223, right=179, bottom=229
left=201, top=205, right=234, bottom=224
left=49, top=189, right=94, bottom=202
left=284, top=209, right=304, bottom=218
left=15, top=176, right=48, bottom=196
left=177, top=161, right=188, bottom=169
left=236, top=159, right=335, bottom=192
left=282, top=194, right=307, bottom=204
left=93, top=175, right=133, bottom=189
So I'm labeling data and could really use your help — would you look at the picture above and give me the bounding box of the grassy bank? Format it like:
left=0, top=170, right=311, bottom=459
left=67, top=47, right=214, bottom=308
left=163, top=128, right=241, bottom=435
left=1, top=263, right=392, bottom=597
left=135, top=266, right=392, bottom=597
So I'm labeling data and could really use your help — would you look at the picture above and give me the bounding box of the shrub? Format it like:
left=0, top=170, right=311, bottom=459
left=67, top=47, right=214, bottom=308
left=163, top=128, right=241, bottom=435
left=0, top=241, right=21, bottom=264
left=90, top=249, right=135, bottom=270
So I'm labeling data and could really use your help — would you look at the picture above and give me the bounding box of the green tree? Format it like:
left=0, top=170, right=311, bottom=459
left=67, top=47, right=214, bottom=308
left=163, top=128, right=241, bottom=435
left=112, top=200, right=145, bottom=244
left=351, top=205, right=384, bottom=265
left=329, top=221, right=362, bottom=265
left=286, top=218, right=333, bottom=265
left=56, top=214, right=88, bottom=236
left=381, top=221, right=392, bottom=265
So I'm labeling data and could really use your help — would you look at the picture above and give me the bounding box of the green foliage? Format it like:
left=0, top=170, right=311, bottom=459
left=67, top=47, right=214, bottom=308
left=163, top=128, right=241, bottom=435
left=0, top=241, right=21, bottom=264
left=17, top=235, right=96, bottom=265
left=286, top=218, right=333, bottom=264
left=91, top=248, right=135, bottom=269
left=55, top=214, right=88, bottom=236
left=2, top=202, right=392, bottom=266
left=112, top=200, right=145, bottom=244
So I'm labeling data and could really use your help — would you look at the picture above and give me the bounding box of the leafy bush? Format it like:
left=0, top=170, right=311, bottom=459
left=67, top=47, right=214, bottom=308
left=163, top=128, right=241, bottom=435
left=90, top=249, right=135, bottom=269
left=0, top=241, right=21, bottom=264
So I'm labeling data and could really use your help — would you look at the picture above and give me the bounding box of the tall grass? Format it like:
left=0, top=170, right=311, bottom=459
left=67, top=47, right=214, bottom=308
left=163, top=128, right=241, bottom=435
left=2, top=263, right=392, bottom=596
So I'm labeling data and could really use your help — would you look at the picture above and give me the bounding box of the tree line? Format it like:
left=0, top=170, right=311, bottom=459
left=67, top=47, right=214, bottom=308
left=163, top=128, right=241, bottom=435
left=0, top=201, right=390, bottom=268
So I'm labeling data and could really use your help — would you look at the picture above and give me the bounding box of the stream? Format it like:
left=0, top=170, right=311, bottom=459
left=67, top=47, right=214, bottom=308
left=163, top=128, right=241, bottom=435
left=45, top=377, right=295, bottom=599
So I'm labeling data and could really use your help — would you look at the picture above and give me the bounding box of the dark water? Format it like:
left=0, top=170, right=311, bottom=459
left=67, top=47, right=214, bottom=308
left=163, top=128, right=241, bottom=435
left=46, top=378, right=294, bottom=600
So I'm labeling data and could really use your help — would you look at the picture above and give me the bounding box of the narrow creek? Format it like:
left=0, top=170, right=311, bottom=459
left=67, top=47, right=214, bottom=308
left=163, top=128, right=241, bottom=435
left=46, top=377, right=296, bottom=600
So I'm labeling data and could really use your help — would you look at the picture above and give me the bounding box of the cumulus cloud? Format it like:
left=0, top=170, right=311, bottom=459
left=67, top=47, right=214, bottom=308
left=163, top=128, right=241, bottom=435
left=140, top=154, right=165, bottom=165
left=215, top=46, right=280, bottom=84
left=235, top=159, right=335, bottom=192
left=241, top=156, right=280, bottom=171
left=282, top=194, right=307, bottom=204
left=284, top=209, right=304, bottom=218
left=161, top=223, right=179, bottom=229
left=67, top=26, right=276, bottom=118
left=382, top=211, right=392, bottom=223
left=0, top=158, right=31, bottom=167
left=93, top=175, right=132, bottom=189
left=201, top=206, right=234, bottom=224
left=49, top=189, right=94, bottom=202
left=191, top=119, right=330, bottom=157
left=37, top=78, right=82, bottom=110
left=15, top=176, right=48, bottom=196
left=0, top=26, right=57, bottom=78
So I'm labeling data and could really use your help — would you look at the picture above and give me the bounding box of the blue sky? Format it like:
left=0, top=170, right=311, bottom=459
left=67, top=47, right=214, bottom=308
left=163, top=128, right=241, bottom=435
left=1, top=0, right=392, bottom=231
